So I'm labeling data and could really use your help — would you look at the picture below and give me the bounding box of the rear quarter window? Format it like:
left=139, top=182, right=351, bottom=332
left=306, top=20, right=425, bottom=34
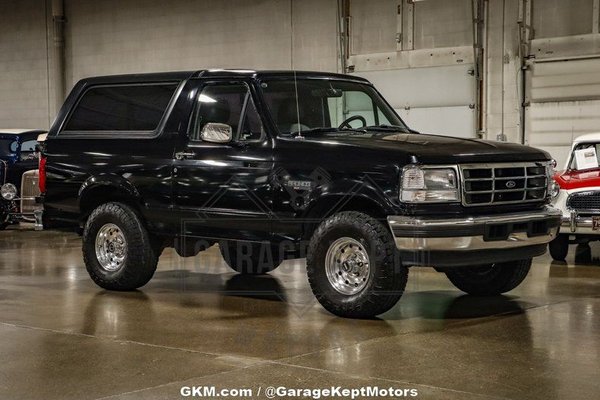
left=61, top=83, right=178, bottom=133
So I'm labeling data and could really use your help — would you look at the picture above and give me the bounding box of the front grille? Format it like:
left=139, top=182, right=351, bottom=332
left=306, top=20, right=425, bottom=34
left=567, top=191, right=600, bottom=212
left=20, top=170, right=41, bottom=215
left=460, top=162, right=549, bottom=206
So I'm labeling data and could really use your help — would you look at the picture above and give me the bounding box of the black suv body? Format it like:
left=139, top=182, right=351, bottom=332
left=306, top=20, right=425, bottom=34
left=42, top=70, right=561, bottom=318
left=0, top=129, right=45, bottom=229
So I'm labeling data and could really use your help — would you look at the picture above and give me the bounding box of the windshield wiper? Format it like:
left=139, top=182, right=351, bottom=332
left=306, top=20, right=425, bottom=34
left=365, top=124, right=411, bottom=133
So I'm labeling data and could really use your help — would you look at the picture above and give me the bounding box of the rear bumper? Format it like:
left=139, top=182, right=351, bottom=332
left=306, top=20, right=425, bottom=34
left=388, top=206, right=562, bottom=267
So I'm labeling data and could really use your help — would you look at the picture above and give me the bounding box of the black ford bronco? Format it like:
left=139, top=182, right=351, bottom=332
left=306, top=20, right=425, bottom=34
left=42, top=70, right=561, bottom=318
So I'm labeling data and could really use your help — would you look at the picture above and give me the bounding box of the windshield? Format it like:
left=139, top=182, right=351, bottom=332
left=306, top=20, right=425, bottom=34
left=0, top=138, right=18, bottom=157
left=259, top=78, right=408, bottom=136
left=569, top=143, right=600, bottom=171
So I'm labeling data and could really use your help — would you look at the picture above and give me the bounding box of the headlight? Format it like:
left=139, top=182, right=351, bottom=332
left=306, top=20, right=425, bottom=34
left=546, top=161, right=559, bottom=198
left=1, top=183, right=17, bottom=201
left=401, top=166, right=459, bottom=202
left=549, top=180, right=560, bottom=198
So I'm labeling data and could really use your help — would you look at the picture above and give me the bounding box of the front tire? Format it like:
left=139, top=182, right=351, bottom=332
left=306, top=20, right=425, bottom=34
left=444, top=259, right=532, bottom=296
left=83, top=202, right=159, bottom=291
left=306, top=211, right=408, bottom=318
left=549, top=234, right=569, bottom=261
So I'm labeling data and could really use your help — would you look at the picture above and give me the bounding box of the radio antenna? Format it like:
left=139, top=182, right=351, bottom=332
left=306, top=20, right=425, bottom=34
left=293, top=71, right=304, bottom=140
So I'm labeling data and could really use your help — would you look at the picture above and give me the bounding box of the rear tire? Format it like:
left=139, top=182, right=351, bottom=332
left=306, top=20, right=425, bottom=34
left=219, top=241, right=282, bottom=275
left=445, top=259, right=532, bottom=296
left=83, top=202, right=159, bottom=291
left=549, top=234, right=569, bottom=261
left=306, top=211, right=408, bottom=318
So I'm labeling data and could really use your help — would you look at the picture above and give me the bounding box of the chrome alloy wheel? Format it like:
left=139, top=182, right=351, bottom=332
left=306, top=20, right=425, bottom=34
left=325, top=237, right=371, bottom=295
left=95, top=223, right=127, bottom=272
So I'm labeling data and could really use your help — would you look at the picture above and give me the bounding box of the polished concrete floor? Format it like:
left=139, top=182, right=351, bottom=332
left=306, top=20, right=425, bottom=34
left=0, top=225, right=599, bottom=400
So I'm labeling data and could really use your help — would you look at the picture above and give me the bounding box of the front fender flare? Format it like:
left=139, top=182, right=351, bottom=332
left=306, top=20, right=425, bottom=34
left=301, top=178, right=399, bottom=218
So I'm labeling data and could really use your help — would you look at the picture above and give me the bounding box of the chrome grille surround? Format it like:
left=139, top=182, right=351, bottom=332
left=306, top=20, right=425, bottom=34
left=459, top=162, right=551, bottom=207
left=20, top=170, right=41, bottom=216
left=567, top=191, right=600, bottom=212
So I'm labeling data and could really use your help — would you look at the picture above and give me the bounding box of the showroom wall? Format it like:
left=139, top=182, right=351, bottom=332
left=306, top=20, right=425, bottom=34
left=0, top=0, right=339, bottom=129
left=65, top=0, right=338, bottom=87
left=524, top=0, right=600, bottom=166
left=0, top=0, right=50, bottom=129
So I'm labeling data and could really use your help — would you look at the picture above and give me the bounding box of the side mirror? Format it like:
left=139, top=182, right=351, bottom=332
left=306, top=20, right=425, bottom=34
left=200, top=123, right=233, bottom=143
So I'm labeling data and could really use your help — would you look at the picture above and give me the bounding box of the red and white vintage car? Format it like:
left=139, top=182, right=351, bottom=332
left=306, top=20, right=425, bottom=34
left=551, top=133, right=600, bottom=260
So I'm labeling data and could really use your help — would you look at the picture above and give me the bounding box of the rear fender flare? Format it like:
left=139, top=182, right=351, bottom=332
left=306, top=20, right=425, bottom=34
left=78, top=175, right=141, bottom=214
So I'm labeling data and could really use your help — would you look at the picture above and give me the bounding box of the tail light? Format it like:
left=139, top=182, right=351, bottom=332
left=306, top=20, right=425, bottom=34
left=39, top=155, right=47, bottom=193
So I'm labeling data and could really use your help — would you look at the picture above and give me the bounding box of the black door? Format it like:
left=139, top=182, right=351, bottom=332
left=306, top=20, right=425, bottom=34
left=173, top=81, right=274, bottom=242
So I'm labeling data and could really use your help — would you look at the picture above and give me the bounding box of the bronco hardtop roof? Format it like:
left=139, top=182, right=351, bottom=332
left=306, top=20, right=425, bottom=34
left=75, top=69, right=371, bottom=86
left=0, top=129, right=46, bottom=136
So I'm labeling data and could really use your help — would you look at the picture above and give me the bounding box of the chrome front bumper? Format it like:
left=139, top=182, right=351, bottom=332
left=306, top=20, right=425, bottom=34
left=561, top=210, right=600, bottom=235
left=387, top=206, right=562, bottom=252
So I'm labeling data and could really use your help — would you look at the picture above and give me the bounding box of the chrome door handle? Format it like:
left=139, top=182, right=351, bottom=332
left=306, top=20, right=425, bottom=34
left=175, top=151, right=196, bottom=160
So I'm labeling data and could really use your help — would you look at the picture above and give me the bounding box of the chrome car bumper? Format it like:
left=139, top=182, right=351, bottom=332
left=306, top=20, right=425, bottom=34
left=387, top=206, right=562, bottom=267
left=34, top=209, right=43, bottom=231
left=561, top=210, right=600, bottom=235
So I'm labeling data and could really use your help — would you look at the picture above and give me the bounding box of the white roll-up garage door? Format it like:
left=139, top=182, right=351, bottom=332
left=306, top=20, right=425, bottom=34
left=526, top=58, right=600, bottom=167
left=356, top=64, right=477, bottom=138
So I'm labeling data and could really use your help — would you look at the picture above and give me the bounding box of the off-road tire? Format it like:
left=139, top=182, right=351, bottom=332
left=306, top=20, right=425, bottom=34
left=83, top=202, right=159, bottom=291
left=549, top=234, right=569, bottom=261
left=306, top=211, right=408, bottom=318
left=219, top=241, right=283, bottom=275
left=445, top=259, right=532, bottom=296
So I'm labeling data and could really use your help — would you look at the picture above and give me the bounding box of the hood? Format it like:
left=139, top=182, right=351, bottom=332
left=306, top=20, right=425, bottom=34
left=554, top=168, right=600, bottom=190
left=305, top=132, right=551, bottom=164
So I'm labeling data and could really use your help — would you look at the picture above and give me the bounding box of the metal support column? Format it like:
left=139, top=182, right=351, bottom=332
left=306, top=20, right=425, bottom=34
left=51, top=0, right=65, bottom=113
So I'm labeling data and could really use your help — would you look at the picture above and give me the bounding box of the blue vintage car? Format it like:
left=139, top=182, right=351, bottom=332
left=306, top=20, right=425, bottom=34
left=0, top=129, right=46, bottom=230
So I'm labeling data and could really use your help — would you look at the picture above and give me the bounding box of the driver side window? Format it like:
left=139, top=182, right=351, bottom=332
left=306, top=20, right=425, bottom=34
left=189, top=83, right=264, bottom=142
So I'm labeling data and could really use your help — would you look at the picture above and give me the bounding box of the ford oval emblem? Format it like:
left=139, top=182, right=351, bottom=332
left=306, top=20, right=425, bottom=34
left=506, top=180, right=516, bottom=189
